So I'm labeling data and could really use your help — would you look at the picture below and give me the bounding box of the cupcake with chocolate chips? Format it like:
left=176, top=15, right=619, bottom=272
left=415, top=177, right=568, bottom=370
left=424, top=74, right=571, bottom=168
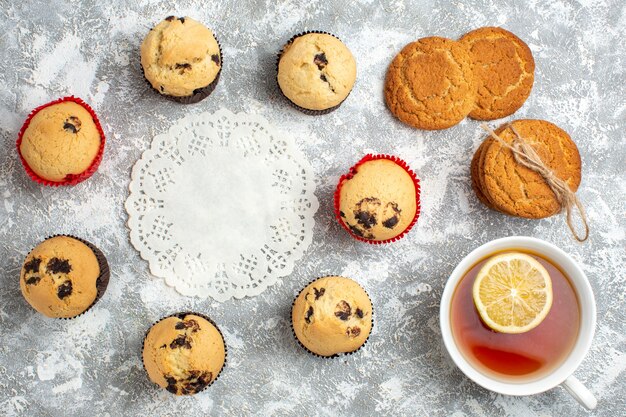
left=17, top=97, right=105, bottom=186
left=292, top=276, right=373, bottom=357
left=334, top=154, right=420, bottom=243
left=277, top=32, right=357, bottom=114
left=140, top=16, right=222, bottom=104
left=143, top=313, right=226, bottom=395
left=20, top=235, right=109, bottom=318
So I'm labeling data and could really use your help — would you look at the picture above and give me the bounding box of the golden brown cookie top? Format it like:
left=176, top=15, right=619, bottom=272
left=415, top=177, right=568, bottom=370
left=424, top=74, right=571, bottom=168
left=461, top=27, right=535, bottom=120
left=384, top=36, right=476, bottom=130
left=471, top=141, right=497, bottom=210
left=20, top=236, right=100, bottom=318
left=19, top=102, right=101, bottom=182
left=338, top=158, right=418, bottom=242
left=143, top=314, right=225, bottom=395
left=277, top=33, right=357, bottom=111
left=292, top=276, right=372, bottom=357
left=481, top=120, right=581, bottom=218
left=141, top=16, right=221, bottom=97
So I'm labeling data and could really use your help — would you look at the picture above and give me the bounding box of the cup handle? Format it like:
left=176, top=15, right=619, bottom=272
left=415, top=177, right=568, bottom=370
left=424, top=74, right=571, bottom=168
left=561, top=375, right=597, bottom=410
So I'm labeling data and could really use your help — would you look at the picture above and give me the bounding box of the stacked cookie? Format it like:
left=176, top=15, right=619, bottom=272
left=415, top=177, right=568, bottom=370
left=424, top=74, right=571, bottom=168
left=471, top=119, right=582, bottom=219
left=461, top=27, right=535, bottom=121
left=385, top=27, right=535, bottom=130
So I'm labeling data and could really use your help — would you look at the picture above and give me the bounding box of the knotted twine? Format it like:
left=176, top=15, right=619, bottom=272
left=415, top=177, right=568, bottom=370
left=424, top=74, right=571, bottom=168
left=480, top=123, right=589, bottom=242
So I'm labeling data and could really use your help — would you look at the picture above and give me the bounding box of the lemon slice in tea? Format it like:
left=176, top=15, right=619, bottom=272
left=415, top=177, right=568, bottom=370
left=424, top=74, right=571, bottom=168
left=472, top=252, right=553, bottom=334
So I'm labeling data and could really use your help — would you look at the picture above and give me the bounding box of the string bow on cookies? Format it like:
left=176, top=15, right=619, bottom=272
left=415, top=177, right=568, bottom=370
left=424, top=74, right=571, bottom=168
left=480, top=123, right=589, bottom=242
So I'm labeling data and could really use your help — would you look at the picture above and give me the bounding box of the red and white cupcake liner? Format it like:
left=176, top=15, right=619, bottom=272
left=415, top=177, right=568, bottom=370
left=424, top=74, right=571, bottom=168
left=334, top=154, right=421, bottom=244
left=16, top=96, right=106, bottom=186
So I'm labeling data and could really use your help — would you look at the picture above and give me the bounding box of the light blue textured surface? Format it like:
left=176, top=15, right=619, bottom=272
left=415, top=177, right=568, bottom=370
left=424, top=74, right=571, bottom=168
left=0, top=1, right=624, bottom=416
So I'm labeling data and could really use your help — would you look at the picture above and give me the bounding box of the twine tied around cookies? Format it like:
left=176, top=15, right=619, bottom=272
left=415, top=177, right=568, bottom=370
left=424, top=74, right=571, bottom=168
left=480, top=123, right=589, bottom=242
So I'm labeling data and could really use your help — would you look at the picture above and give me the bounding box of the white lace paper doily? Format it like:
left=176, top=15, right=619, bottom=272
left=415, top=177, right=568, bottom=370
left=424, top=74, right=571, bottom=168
left=125, top=109, right=319, bottom=301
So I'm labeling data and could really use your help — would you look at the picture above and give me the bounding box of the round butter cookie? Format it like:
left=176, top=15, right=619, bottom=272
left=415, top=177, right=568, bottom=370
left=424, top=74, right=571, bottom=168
left=461, top=27, right=535, bottom=120
left=470, top=141, right=496, bottom=210
left=384, top=37, right=476, bottom=130
left=480, top=120, right=581, bottom=219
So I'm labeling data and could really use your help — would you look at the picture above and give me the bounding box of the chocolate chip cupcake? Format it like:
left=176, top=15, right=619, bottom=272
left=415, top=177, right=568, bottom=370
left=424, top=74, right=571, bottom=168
left=292, top=276, right=373, bottom=357
left=20, top=235, right=109, bottom=318
left=140, top=16, right=222, bottom=104
left=334, top=155, right=421, bottom=243
left=277, top=31, right=357, bottom=114
left=17, top=97, right=105, bottom=186
left=143, top=313, right=226, bottom=395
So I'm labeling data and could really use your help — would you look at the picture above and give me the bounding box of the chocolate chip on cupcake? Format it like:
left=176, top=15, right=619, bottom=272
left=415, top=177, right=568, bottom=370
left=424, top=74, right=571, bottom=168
left=17, top=97, right=105, bottom=186
left=143, top=313, right=226, bottom=395
left=292, top=276, right=373, bottom=357
left=277, top=32, right=357, bottom=114
left=140, top=16, right=222, bottom=104
left=335, top=155, right=420, bottom=243
left=20, top=235, right=109, bottom=318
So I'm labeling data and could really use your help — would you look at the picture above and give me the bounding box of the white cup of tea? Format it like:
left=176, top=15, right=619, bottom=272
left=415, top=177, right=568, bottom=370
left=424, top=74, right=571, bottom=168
left=439, top=236, right=597, bottom=409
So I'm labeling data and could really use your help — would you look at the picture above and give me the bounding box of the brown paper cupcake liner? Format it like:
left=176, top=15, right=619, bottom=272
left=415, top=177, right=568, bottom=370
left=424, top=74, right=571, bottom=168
left=16, top=96, right=106, bottom=186
left=48, top=235, right=109, bottom=320
left=141, top=18, right=223, bottom=104
left=334, top=154, right=421, bottom=244
left=20, top=235, right=110, bottom=320
left=141, top=311, right=228, bottom=395
left=171, top=71, right=221, bottom=104
left=290, top=276, right=374, bottom=359
left=276, top=30, right=352, bottom=115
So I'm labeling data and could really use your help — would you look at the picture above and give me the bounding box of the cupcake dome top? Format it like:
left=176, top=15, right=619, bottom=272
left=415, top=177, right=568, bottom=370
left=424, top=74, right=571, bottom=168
left=336, top=156, right=419, bottom=242
left=141, top=16, right=221, bottom=98
left=20, top=236, right=100, bottom=318
left=143, top=314, right=226, bottom=395
left=278, top=33, right=357, bottom=111
left=19, top=101, right=102, bottom=183
left=292, top=276, right=373, bottom=357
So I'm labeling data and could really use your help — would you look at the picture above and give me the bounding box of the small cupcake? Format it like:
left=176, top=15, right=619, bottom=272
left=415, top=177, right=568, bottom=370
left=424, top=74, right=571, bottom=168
left=141, top=16, right=222, bottom=104
left=292, top=276, right=373, bottom=357
left=334, top=155, right=420, bottom=243
left=277, top=31, right=357, bottom=114
left=143, top=313, right=226, bottom=395
left=16, top=97, right=105, bottom=186
left=20, top=235, right=109, bottom=318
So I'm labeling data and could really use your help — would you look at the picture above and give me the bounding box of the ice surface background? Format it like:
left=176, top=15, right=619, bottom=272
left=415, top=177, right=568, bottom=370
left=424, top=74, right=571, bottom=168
left=0, top=0, right=624, bottom=416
